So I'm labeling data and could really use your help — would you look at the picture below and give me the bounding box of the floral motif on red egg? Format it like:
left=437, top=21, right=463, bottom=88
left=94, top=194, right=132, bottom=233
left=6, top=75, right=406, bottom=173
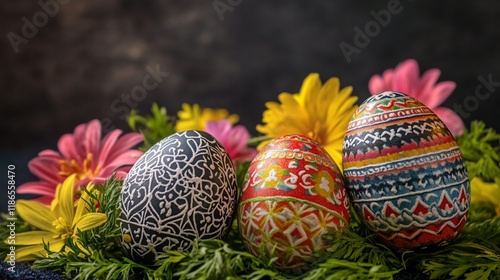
left=239, top=135, right=350, bottom=270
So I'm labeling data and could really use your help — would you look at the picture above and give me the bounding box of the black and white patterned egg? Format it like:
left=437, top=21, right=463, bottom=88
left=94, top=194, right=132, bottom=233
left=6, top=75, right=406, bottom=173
left=118, top=130, right=238, bottom=264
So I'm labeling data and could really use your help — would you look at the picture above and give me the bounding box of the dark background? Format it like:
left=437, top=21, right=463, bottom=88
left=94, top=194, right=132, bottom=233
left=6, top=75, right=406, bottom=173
left=1, top=0, right=499, bottom=215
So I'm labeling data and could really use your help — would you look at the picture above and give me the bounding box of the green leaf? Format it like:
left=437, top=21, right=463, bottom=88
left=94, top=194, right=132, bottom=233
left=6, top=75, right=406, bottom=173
left=235, top=161, right=251, bottom=194
left=127, top=102, right=176, bottom=151
left=77, top=175, right=123, bottom=255
left=153, top=239, right=282, bottom=280
left=408, top=219, right=500, bottom=280
left=457, top=120, right=500, bottom=181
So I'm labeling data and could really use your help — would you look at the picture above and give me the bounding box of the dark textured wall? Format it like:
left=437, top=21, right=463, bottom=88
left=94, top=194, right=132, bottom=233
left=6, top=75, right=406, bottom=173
left=1, top=1, right=500, bottom=211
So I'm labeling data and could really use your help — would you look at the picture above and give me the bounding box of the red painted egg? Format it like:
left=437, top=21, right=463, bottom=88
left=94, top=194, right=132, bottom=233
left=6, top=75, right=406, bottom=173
left=238, top=134, right=350, bottom=271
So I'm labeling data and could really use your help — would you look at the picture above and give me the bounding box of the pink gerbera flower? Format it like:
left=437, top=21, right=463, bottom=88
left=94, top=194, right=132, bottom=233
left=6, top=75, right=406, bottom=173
left=204, top=120, right=257, bottom=165
left=18, top=119, right=144, bottom=204
left=368, top=59, right=465, bottom=136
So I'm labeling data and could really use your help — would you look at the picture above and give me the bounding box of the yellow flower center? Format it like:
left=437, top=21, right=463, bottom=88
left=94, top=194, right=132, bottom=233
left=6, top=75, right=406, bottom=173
left=307, top=122, right=326, bottom=146
left=59, top=153, right=101, bottom=181
left=52, top=217, right=73, bottom=239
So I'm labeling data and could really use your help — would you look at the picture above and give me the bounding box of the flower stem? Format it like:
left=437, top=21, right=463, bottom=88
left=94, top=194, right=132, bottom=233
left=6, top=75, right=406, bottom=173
left=247, top=135, right=271, bottom=147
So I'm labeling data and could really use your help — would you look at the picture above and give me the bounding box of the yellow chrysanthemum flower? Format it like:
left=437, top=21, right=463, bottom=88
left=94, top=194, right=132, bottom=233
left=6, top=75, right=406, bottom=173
left=6, top=174, right=107, bottom=261
left=471, top=177, right=500, bottom=216
left=256, top=73, right=358, bottom=169
left=175, top=103, right=239, bottom=131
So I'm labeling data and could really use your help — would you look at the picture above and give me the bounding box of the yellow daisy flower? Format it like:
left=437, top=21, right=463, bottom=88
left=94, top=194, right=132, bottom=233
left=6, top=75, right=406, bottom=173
left=7, top=174, right=107, bottom=261
left=175, top=103, right=239, bottom=131
left=471, top=177, right=500, bottom=216
left=256, top=73, right=358, bottom=169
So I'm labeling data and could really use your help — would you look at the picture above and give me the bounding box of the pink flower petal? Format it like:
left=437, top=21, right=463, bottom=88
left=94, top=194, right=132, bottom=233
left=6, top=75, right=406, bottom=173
left=28, top=157, right=63, bottom=185
left=105, top=133, right=144, bottom=163
left=83, top=119, right=102, bottom=160
left=432, top=107, right=465, bottom=137
left=76, top=177, right=91, bottom=188
left=73, top=122, right=89, bottom=158
left=206, top=121, right=232, bottom=146
left=382, top=69, right=394, bottom=89
left=206, top=120, right=232, bottom=136
left=99, top=150, right=143, bottom=175
left=97, top=129, right=122, bottom=168
left=17, top=181, right=56, bottom=197
left=58, top=134, right=80, bottom=161
left=233, top=148, right=258, bottom=163
left=394, top=59, right=419, bottom=96
left=91, top=176, right=109, bottom=185
left=368, top=59, right=459, bottom=132
left=114, top=170, right=129, bottom=180
left=426, top=81, right=456, bottom=109
left=31, top=195, right=55, bottom=205
left=416, top=69, right=441, bottom=104
left=21, top=119, right=144, bottom=201
left=368, top=75, right=386, bottom=94
left=205, top=120, right=256, bottom=164
left=368, top=69, right=395, bottom=95
left=205, top=120, right=232, bottom=142
left=38, top=149, right=61, bottom=158
left=228, top=125, right=251, bottom=151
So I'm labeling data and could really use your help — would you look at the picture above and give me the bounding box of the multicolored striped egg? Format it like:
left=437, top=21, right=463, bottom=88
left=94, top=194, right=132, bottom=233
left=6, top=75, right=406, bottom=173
left=342, top=91, right=470, bottom=250
left=239, top=134, right=350, bottom=271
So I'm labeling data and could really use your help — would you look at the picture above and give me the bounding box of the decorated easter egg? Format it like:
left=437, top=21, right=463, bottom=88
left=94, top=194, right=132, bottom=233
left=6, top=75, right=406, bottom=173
left=239, top=134, right=350, bottom=271
left=342, top=91, right=470, bottom=250
left=118, top=130, right=238, bottom=264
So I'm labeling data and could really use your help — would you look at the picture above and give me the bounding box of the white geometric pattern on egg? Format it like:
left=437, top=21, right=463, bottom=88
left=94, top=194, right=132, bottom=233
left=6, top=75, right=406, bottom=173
left=118, top=130, right=238, bottom=264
